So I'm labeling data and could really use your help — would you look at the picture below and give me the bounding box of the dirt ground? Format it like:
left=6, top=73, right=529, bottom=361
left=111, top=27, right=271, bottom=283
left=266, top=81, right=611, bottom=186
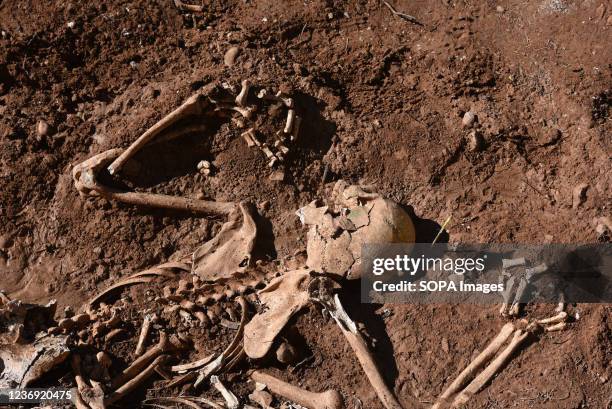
left=0, top=0, right=611, bottom=408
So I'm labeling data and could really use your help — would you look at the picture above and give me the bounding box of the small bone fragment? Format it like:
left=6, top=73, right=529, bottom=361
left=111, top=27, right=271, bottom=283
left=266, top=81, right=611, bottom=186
left=275, top=91, right=294, bottom=108
left=284, top=109, right=296, bottom=134
left=135, top=314, right=156, bottom=357
left=235, top=80, right=251, bottom=107
left=268, top=157, right=278, bottom=168
left=249, top=389, right=273, bottom=409
left=432, top=322, right=515, bottom=409
left=261, top=145, right=274, bottom=158
left=173, top=0, right=204, bottom=12
left=537, top=311, right=567, bottom=325
left=111, top=332, right=169, bottom=389
left=452, top=329, right=529, bottom=407
left=502, top=258, right=526, bottom=269
left=215, top=104, right=255, bottom=119
left=499, top=275, right=516, bottom=316
left=37, top=119, right=50, bottom=136
left=290, top=116, right=302, bottom=141
left=545, top=322, right=567, bottom=332
left=105, top=355, right=169, bottom=405
left=278, top=145, right=289, bottom=155
left=242, top=129, right=256, bottom=147
left=251, top=371, right=344, bottom=409
left=509, top=276, right=528, bottom=316
left=104, top=328, right=126, bottom=343
left=211, top=375, right=240, bottom=409
left=171, top=353, right=215, bottom=373
left=108, top=93, right=208, bottom=174
left=224, top=46, right=240, bottom=67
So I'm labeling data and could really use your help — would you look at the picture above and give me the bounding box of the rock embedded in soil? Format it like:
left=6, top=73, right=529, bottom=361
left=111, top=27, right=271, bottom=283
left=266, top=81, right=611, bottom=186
left=467, top=130, right=484, bottom=151
left=462, top=111, right=476, bottom=127
left=36, top=119, right=50, bottom=136
left=224, top=46, right=240, bottom=67
left=572, top=183, right=588, bottom=209
left=276, top=340, right=298, bottom=364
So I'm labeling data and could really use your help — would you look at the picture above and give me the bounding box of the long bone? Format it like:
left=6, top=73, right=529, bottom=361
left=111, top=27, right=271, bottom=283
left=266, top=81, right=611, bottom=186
left=250, top=370, right=344, bottom=409
left=108, top=93, right=209, bottom=175
left=73, top=149, right=236, bottom=216
left=105, top=354, right=169, bottom=405
left=451, top=329, right=529, bottom=407
left=309, top=278, right=405, bottom=409
left=110, top=332, right=170, bottom=389
left=432, top=322, right=515, bottom=409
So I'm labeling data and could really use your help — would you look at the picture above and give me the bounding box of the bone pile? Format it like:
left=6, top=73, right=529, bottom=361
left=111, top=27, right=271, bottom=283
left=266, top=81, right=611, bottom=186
left=0, top=85, right=575, bottom=409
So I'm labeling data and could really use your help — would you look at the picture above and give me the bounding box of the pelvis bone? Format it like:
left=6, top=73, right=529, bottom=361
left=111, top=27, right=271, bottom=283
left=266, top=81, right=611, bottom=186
left=0, top=296, right=70, bottom=388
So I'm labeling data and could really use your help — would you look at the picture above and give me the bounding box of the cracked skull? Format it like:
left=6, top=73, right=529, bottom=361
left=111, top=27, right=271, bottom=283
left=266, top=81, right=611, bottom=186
left=297, top=181, right=416, bottom=280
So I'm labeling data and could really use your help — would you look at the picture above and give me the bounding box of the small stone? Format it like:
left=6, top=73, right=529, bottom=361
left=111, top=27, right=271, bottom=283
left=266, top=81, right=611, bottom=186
left=37, top=120, right=50, bottom=137
left=67, top=21, right=76, bottom=29
left=0, top=235, right=12, bottom=250
left=269, top=170, right=284, bottom=181
left=572, top=183, right=588, bottom=209
left=276, top=341, right=297, bottom=364
left=496, top=5, right=505, bottom=13
left=467, top=130, right=484, bottom=151
left=327, top=12, right=334, bottom=19
left=224, top=46, right=240, bottom=67
left=462, top=111, right=476, bottom=127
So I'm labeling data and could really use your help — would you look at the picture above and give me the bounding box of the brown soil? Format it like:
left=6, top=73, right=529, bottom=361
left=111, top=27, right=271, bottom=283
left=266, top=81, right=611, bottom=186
left=1, top=0, right=610, bottom=408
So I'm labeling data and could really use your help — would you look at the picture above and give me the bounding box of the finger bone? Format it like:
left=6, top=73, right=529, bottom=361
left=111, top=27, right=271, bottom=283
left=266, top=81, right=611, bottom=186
left=210, top=375, right=240, bottom=409
left=536, top=311, right=567, bottom=325
left=284, top=109, right=296, bottom=134
left=135, top=314, right=156, bottom=357
left=235, top=80, right=251, bottom=107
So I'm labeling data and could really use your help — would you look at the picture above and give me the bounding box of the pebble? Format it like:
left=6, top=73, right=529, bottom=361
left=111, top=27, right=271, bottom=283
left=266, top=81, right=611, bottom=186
left=37, top=119, right=50, bottom=137
left=67, top=21, right=76, bottom=29
left=462, top=111, right=476, bottom=127
left=224, top=46, right=240, bottom=67
left=276, top=341, right=298, bottom=364
left=269, top=170, right=284, bottom=182
left=496, top=5, right=505, bottom=13
left=467, top=130, right=484, bottom=151
left=572, top=183, right=588, bottom=209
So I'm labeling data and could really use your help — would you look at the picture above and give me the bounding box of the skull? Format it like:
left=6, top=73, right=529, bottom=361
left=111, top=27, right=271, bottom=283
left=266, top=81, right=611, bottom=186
left=297, top=181, right=416, bottom=280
